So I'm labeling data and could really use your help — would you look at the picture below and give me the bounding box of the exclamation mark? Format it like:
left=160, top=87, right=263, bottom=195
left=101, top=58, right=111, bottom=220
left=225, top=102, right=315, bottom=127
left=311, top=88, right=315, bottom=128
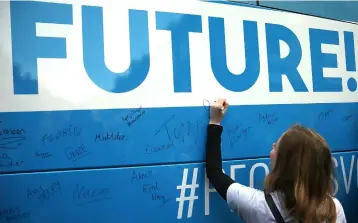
left=344, top=31, right=357, bottom=92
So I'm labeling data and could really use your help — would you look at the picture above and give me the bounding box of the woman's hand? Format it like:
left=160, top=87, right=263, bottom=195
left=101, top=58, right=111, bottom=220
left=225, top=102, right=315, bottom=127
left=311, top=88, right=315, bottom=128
left=209, top=98, right=229, bottom=125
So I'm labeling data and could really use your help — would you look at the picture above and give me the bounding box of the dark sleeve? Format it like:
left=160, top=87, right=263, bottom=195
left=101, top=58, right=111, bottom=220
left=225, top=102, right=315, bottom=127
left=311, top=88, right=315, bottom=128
left=205, top=124, right=235, bottom=201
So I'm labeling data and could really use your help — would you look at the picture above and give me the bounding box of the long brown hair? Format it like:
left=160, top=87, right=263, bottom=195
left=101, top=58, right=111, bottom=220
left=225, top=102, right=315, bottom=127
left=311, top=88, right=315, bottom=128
left=264, top=124, right=336, bottom=223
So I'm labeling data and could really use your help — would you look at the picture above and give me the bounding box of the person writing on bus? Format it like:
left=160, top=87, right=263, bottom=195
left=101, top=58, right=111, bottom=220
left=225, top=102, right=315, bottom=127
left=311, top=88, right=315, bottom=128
left=205, top=98, right=347, bottom=223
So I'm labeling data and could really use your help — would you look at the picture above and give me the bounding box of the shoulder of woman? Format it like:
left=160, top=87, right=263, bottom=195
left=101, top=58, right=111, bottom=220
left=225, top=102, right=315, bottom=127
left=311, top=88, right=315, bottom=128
left=332, top=197, right=342, bottom=207
left=332, top=197, right=345, bottom=217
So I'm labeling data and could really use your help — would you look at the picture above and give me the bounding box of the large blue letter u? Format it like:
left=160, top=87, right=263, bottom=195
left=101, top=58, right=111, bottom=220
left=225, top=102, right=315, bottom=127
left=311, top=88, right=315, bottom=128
left=209, top=18, right=260, bottom=92
left=82, top=7, right=150, bottom=93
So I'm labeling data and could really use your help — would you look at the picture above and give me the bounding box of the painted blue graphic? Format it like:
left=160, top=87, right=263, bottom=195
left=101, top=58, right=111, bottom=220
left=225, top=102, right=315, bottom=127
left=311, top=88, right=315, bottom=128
left=156, top=12, right=202, bottom=92
left=82, top=7, right=150, bottom=93
left=309, top=28, right=342, bottom=92
left=266, top=23, right=308, bottom=92
left=10, top=1, right=73, bottom=95
left=10, top=1, right=357, bottom=95
left=209, top=18, right=260, bottom=92
left=1, top=103, right=358, bottom=173
left=3, top=1, right=358, bottom=223
left=0, top=153, right=357, bottom=222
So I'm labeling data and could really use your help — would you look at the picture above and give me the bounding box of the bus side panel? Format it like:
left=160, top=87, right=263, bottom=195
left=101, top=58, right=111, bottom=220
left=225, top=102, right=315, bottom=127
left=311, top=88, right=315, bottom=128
left=1, top=103, right=358, bottom=173
left=0, top=151, right=357, bottom=223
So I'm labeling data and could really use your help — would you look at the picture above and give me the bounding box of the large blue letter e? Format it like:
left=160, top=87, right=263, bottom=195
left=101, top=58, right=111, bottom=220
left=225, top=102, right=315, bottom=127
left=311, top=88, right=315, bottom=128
left=10, top=1, right=73, bottom=94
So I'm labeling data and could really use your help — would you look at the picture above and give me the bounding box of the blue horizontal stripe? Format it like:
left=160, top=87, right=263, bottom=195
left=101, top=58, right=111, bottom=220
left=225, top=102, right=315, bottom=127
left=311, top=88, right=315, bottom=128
left=0, top=152, right=357, bottom=222
left=1, top=102, right=358, bottom=173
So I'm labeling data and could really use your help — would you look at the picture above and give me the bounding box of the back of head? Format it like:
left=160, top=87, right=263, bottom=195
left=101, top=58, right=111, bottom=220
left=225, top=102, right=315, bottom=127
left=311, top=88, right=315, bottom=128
left=264, top=124, right=336, bottom=223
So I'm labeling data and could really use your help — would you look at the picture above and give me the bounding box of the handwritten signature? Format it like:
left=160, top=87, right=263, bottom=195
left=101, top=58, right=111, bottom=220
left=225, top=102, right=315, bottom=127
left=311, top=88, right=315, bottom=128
left=0, top=154, right=24, bottom=169
left=259, top=112, right=278, bottom=125
left=227, top=124, right=252, bottom=147
left=73, top=184, right=112, bottom=206
left=142, top=182, right=170, bottom=208
left=318, top=109, right=333, bottom=120
left=131, top=170, right=153, bottom=182
left=0, top=207, right=31, bottom=222
left=0, top=121, right=26, bottom=149
left=0, top=137, right=26, bottom=150
left=94, top=132, right=127, bottom=142
left=27, top=180, right=62, bottom=204
left=42, top=125, right=82, bottom=148
left=154, top=115, right=201, bottom=144
left=65, top=144, right=90, bottom=162
left=122, top=106, right=146, bottom=127
left=145, top=142, right=174, bottom=155
left=35, top=151, right=52, bottom=159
